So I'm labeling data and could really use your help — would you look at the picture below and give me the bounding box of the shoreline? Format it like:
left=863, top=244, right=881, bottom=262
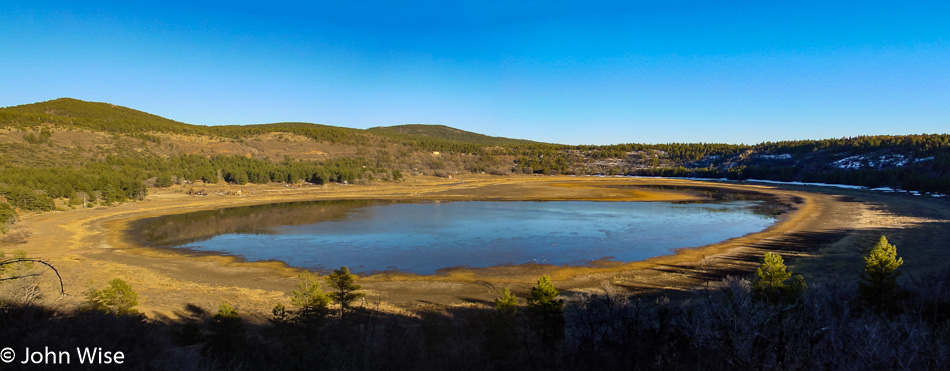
left=7, top=176, right=949, bottom=322
left=118, top=188, right=787, bottom=277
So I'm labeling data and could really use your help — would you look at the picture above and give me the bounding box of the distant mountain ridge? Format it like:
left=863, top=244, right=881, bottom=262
left=0, top=98, right=552, bottom=151
left=367, top=124, right=543, bottom=147
left=1, top=97, right=200, bottom=133
left=1, top=98, right=545, bottom=147
left=1, top=98, right=948, bottom=196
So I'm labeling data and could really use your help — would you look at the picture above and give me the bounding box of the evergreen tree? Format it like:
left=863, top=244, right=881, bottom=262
left=154, top=173, right=173, bottom=188
left=484, top=287, right=523, bottom=369
left=326, top=266, right=365, bottom=319
left=752, top=252, right=806, bottom=302
left=271, top=303, right=289, bottom=326
left=494, top=288, right=518, bottom=318
left=204, top=303, right=246, bottom=357
left=858, top=236, right=904, bottom=311
left=526, top=275, right=565, bottom=354
left=291, top=272, right=330, bottom=326
left=3, top=185, right=55, bottom=211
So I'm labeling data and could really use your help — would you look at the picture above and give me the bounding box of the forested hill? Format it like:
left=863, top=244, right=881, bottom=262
left=0, top=97, right=194, bottom=133
left=0, top=98, right=371, bottom=145
left=0, top=99, right=558, bottom=153
left=368, top=124, right=544, bottom=148
left=0, top=98, right=566, bottom=221
left=0, top=98, right=948, bottom=226
left=617, top=135, right=950, bottom=193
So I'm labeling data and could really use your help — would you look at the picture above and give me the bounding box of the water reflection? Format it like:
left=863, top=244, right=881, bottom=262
left=133, top=200, right=383, bottom=247
left=131, top=199, right=780, bottom=275
left=622, top=185, right=793, bottom=216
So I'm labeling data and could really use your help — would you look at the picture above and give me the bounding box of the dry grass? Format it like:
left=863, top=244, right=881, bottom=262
left=5, top=175, right=949, bottom=322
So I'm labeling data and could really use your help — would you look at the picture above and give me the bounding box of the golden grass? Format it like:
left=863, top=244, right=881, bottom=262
left=12, top=175, right=937, bottom=321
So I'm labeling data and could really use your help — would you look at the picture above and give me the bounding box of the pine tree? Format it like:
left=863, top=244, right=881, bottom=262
left=326, top=266, right=365, bottom=319
left=494, top=288, right=518, bottom=318
left=290, top=272, right=330, bottom=326
left=755, top=252, right=792, bottom=289
left=485, top=288, right=522, bottom=368
left=205, top=303, right=246, bottom=357
left=752, top=252, right=806, bottom=302
left=526, top=275, right=565, bottom=354
left=858, top=236, right=904, bottom=311
left=154, top=173, right=173, bottom=188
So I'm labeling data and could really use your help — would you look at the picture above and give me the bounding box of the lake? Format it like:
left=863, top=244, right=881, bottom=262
left=134, top=199, right=778, bottom=275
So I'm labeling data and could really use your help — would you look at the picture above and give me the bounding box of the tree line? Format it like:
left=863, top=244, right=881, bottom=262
left=0, top=154, right=397, bottom=230
left=4, top=98, right=950, bottom=196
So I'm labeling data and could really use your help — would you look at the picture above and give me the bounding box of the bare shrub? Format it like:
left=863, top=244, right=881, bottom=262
left=0, top=228, right=32, bottom=243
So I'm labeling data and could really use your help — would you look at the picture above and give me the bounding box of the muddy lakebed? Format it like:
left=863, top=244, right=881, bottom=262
left=131, top=189, right=784, bottom=275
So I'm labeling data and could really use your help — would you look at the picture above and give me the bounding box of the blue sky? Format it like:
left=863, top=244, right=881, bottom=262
left=1, top=1, right=948, bottom=145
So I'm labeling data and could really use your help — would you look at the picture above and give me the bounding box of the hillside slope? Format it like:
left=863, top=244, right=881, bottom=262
left=368, top=124, right=544, bottom=148
left=0, top=97, right=948, bottom=221
left=0, top=98, right=553, bottom=216
left=1, top=97, right=195, bottom=133
left=0, top=98, right=373, bottom=146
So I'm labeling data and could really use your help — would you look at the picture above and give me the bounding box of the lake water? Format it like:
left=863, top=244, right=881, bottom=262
left=135, top=200, right=777, bottom=275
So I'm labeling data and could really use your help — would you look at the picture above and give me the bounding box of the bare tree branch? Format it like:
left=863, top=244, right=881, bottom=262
left=0, top=258, right=65, bottom=295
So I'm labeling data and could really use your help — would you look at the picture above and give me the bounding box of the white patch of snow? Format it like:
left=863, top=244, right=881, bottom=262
left=833, top=155, right=866, bottom=169
left=624, top=176, right=948, bottom=198
left=742, top=179, right=866, bottom=190
left=833, top=154, right=917, bottom=169
left=879, top=154, right=908, bottom=167
left=757, top=153, right=793, bottom=160
left=915, top=156, right=935, bottom=163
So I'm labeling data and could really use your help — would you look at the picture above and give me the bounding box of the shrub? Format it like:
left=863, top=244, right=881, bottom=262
left=86, top=278, right=139, bottom=315
left=0, top=202, right=15, bottom=233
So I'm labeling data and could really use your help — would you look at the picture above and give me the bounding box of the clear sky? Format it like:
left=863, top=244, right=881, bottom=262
left=1, top=1, right=948, bottom=145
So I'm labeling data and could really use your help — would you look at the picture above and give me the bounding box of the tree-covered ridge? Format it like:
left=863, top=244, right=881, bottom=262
left=2, top=97, right=949, bottom=205
left=703, top=134, right=950, bottom=193
left=0, top=98, right=371, bottom=145
left=753, top=134, right=950, bottom=156
left=0, top=98, right=197, bottom=134
left=0, top=99, right=546, bottom=154
left=368, top=124, right=546, bottom=149
left=578, top=142, right=750, bottom=163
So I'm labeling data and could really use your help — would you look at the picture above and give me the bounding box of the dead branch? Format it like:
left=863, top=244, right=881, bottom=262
left=0, top=258, right=65, bottom=295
